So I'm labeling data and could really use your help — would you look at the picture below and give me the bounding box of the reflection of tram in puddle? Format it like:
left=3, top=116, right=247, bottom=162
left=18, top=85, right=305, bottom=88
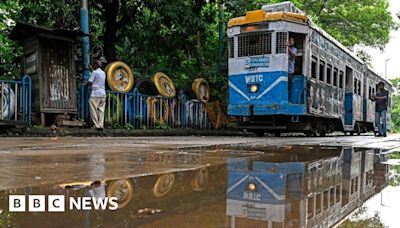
left=226, top=147, right=388, bottom=228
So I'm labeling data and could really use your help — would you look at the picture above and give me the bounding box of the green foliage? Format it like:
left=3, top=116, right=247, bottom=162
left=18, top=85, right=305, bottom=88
left=113, top=122, right=122, bottom=129
left=388, top=153, right=400, bottom=186
left=339, top=207, right=385, bottom=228
left=0, top=1, right=21, bottom=80
left=124, top=123, right=134, bottom=130
left=155, top=122, right=169, bottom=130
left=0, top=0, right=397, bottom=95
left=301, top=0, right=396, bottom=48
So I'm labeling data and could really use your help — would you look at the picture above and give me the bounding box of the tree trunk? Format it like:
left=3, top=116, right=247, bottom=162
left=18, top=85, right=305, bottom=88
left=102, top=0, right=119, bottom=62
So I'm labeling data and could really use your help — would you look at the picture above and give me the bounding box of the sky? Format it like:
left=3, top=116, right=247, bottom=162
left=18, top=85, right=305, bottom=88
left=360, top=185, right=400, bottom=227
left=365, top=0, right=400, bottom=80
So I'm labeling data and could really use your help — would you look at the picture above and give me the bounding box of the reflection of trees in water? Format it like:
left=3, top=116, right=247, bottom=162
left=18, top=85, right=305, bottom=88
left=389, top=153, right=400, bottom=187
left=0, top=208, right=16, bottom=227
left=339, top=206, right=384, bottom=228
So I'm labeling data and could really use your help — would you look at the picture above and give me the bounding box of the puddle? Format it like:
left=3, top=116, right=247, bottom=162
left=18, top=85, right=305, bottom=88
left=0, top=145, right=395, bottom=227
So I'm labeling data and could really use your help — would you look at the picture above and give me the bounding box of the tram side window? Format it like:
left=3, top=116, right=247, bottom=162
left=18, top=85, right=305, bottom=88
left=369, top=86, right=372, bottom=97
left=354, top=78, right=358, bottom=94
left=336, top=185, right=341, bottom=203
left=272, top=222, right=284, bottom=228
left=354, top=177, right=359, bottom=192
left=228, top=37, right=234, bottom=58
left=312, top=56, right=317, bottom=79
left=307, top=197, right=313, bottom=219
left=330, top=187, right=335, bottom=207
left=333, top=68, right=338, bottom=87
left=319, top=60, right=325, bottom=82
left=323, top=190, right=329, bottom=210
left=316, top=193, right=322, bottom=214
left=276, top=32, right=288, bottom=54
left=327, top=64, right=332, bottom=84
left=339, top=71, right=344, bottom=89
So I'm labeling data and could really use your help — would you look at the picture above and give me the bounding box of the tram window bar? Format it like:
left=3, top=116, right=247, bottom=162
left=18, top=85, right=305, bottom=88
left=238, top=32, right=272, bottom=57
left=319, top=60, right=325, bottom=82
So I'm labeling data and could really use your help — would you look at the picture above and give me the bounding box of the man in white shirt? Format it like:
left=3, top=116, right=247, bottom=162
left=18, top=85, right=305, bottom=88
left=87, top=60, right=106, bottom=130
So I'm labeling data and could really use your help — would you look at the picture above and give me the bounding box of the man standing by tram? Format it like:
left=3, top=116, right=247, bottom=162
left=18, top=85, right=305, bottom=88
left=288, top=37, right=297, bottom=78
left=372, top=81, right=389, bottom=137
left=287, top=37, right=297, bottom=97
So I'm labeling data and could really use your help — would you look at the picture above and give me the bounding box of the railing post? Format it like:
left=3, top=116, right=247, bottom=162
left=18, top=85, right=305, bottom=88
left=22, top=75, right=32, bottom=126
left=180, top=91, right=186, bottom=129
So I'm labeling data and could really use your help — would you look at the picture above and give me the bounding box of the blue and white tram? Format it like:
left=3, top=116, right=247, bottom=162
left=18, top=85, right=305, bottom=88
left=227, top=1, right=393, bottom=136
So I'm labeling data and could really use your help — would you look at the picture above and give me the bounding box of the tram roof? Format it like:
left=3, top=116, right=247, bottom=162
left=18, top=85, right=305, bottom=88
left=227, top=2, right=390, bottom=85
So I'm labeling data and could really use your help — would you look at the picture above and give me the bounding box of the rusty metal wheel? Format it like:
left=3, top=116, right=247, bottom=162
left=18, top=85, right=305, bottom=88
left=106, top=61, right=134, bottom=92
left=106, top=179, right=134, bottom=209
left=192, top=78, right=210, bottom=103
left=150, top=72, right=176, bottom=97
left=191, top=168, right=209, bottom=191
left=153, top=173, right=175, bottom=198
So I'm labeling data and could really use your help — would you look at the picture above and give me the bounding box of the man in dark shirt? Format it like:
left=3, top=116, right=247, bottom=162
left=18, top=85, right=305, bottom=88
left=372, top=81, right=389, bottom=137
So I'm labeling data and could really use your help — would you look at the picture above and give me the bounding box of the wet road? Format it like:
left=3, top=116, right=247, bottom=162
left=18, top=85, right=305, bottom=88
left=0, top=135, right=399, bottom=227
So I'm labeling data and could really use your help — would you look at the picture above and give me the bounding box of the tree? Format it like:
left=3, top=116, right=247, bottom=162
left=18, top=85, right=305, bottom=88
left=356, top=49, right=373, bottom=68
left=0, top=1, right=21, bottom=80
left=339, top=207, right=385, bottom=228
left=0, top=0, right=397, bottom=92
left=302, top=0, right=396, bottom=48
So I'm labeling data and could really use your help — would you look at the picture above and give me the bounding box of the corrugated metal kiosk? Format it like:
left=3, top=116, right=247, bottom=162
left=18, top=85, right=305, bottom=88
left=10, top=22, right=78, bottom=125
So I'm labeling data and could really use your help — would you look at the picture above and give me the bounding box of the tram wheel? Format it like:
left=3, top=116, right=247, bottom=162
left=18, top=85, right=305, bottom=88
left=304, top=131, right=312, bottom=137
left=251, top=130, right=265, bottom=137
left=356, top=125, right=361, bottom=136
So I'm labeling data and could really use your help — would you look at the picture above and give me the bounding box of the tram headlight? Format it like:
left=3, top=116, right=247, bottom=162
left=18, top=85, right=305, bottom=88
left=250, top=84, right=258, bottom=93
left=248, top=182, right=257, bottom=191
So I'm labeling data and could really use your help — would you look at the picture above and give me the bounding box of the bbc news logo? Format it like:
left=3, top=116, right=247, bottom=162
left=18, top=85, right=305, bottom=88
left=9, top=195, right=119, bottom=212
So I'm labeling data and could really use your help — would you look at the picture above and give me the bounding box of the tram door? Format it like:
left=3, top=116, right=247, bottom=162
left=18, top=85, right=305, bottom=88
left=288, top=32, right=306, bottom=104
left=344, top=66, right=354, bottom=126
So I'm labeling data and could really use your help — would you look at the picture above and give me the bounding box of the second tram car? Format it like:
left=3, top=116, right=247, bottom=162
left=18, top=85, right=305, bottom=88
left=227, top=1, right=393, bottom=136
